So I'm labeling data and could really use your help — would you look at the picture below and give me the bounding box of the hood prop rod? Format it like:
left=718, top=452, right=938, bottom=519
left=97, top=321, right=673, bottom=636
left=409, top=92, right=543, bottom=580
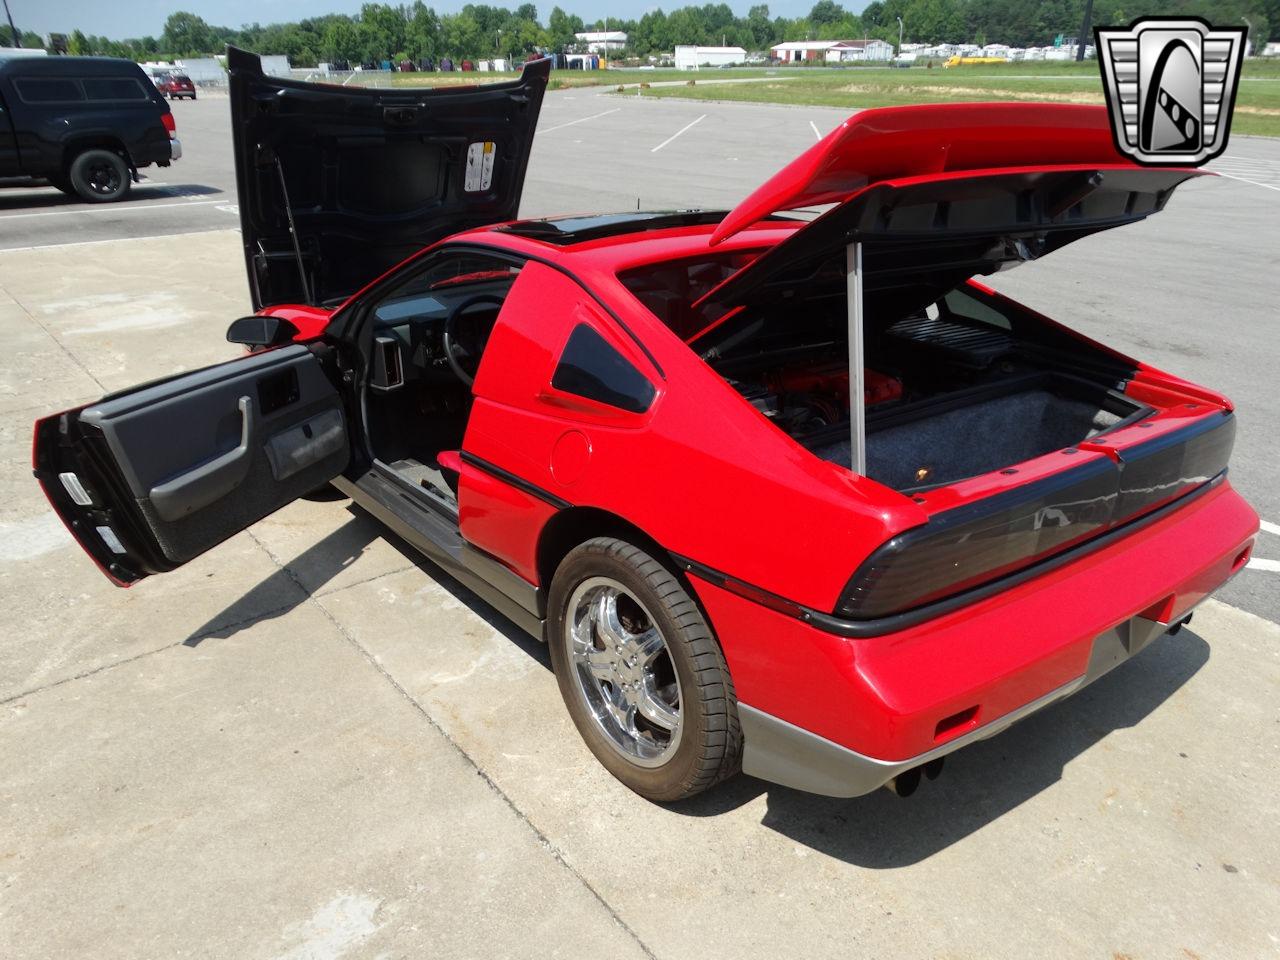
left=846, top=241, right=867, bottom=477
left=273, top=154, right=313, bottom=305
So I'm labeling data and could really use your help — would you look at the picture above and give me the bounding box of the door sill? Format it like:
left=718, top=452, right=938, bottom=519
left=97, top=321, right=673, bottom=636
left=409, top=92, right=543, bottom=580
left=337, top=467, right=543, bottom=639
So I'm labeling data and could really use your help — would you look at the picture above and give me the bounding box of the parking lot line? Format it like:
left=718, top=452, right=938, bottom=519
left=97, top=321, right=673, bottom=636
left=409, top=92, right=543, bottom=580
left=539, top=107, right=621, bottom=134
left=651, top=114, right=706, bottom=153
left=1248, top=557, right=1280, bottom=572
left=0, top=199, right=226, bottom=221
left=810, top=120, right=822, bottom=140
left=1260, top=519, right=1280, bottom=537
left=1211, top=171, right=1280, bottom=193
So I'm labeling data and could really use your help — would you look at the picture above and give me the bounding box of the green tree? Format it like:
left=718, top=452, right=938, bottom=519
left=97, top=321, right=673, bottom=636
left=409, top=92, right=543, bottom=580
left=321, top=17, right=362, bottom=61
left=547, top=6, right=584, bottom=49
left=162, top=11, right=214, bottom=55
left=359, top=3, right=408, bottom=61
left=808, top=1, right=845, bottom=26
left=406, top=3, right=441, bottom=60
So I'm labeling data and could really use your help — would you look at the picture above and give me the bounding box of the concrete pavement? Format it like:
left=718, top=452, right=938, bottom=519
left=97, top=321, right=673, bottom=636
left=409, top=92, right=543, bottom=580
left=1, top=88, right=1279, bottom=959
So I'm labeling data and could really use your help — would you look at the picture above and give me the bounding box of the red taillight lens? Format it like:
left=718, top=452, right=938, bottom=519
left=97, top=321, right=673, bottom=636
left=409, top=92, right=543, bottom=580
left=836, top=413, right=1235, bottom=621
left=161, top=113, right=176, bottom=137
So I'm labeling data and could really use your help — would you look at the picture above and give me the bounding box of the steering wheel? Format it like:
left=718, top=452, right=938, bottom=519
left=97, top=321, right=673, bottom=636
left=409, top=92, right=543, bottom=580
left=442, top=294, right=505, bottom=387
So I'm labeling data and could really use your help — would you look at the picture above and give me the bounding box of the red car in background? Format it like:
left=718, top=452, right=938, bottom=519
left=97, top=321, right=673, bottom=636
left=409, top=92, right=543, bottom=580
left=34, top=50, right=1258, bottom=803
left=156, top=72, right=196, bottom=100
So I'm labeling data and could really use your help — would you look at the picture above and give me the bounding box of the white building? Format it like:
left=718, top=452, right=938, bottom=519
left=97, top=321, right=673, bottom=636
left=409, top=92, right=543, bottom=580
left=770, top=39, right=893, bottom=63
left=674, top=45, right=746, bottom=70
left=574, top=31, right=627, bottom=53
left=832, top=39, right=894, bottom=61
left=175, top=57, right=225, bottom=82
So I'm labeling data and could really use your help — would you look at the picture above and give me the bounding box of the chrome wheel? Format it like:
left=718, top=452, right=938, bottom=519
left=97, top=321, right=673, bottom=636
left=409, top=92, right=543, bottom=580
left=566, top=576, right=682, bottom=767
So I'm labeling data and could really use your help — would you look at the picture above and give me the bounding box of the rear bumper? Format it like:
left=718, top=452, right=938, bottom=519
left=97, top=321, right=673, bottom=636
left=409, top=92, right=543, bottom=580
left=688, top=480, right=1258, bottom=794
left=739, top=605, right=1195, bottom=797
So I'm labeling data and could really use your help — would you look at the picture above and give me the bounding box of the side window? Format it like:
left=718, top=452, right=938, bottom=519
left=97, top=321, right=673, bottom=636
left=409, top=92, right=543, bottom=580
left=15, top=78, right=85, bottom=103
left=552, top=324, right=655, bottom=414
left=83, top=77, right=149, bottom=101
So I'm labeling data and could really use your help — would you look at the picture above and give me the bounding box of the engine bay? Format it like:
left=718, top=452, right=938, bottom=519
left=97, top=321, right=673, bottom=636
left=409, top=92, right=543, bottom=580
left=726, top=362, right=904, bottom=440
left=700, top=291, right=1146, bottom=491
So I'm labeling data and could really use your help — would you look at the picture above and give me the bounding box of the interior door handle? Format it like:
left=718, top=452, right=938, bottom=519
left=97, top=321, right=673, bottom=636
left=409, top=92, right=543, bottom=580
left=150, top=396, right=256, bottom=522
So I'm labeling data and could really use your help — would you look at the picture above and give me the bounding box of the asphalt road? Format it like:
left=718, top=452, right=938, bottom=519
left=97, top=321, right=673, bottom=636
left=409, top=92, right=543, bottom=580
left=1, top=87, right=1278, bottom=960
left=2, top=86, right=1275, bottom=619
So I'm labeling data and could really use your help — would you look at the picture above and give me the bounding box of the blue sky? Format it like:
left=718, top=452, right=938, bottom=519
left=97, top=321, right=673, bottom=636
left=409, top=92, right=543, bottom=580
left=14, top=0, right=840, bottom=41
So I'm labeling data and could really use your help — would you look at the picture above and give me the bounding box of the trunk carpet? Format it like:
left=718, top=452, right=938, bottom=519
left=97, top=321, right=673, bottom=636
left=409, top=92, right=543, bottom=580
left=814, top=389, right=1122, bottom=490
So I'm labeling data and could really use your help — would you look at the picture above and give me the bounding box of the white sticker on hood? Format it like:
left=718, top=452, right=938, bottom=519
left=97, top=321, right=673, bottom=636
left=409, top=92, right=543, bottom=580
left=464, top=141, right=496, bottom=193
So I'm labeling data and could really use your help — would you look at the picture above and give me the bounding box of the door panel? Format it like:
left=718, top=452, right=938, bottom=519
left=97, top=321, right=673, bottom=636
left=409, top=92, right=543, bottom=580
left=34, top=345, right=350, bottom=584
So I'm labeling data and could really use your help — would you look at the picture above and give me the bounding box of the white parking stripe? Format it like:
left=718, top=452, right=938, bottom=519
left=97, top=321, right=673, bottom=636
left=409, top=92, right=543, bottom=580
left=0, top=228, right=240, bottom=254
left=651, top=114, right=706, bottom=153
left=1212, top=171, right=1280, bottom=193
left=1247, top=558, right=1280, bottom=573
left=539, top=108, right=620, bottom=134
left=1260, top=519, right=1280, bottom=537
left=809, top=121, right=822, bottom=141
left=0, top=199, right=227, bottom=221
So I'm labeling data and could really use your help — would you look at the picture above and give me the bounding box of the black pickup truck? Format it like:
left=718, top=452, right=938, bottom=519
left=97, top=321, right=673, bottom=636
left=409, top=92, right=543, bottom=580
left=0, top=56, right=181, bottom=203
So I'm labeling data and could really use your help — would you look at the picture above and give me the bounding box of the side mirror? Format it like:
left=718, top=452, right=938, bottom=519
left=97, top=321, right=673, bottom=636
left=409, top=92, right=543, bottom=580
left=226, top=315, right=300, bottom=347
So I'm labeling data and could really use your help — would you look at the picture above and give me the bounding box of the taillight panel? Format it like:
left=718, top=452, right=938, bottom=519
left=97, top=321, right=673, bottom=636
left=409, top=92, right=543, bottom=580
left=837, top=412, right=1236, bottom=620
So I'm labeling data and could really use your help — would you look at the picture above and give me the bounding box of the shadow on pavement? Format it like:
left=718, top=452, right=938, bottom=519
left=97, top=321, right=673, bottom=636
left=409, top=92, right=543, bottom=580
left=184, top=505, right=381, bottom=645
left=185, top=502, right=548, bottom=669
left=684, top=628, right=1208, bottom=868
left=0, top=182, right=224, bottom=212
left=189, top=501, right=1207, bottom=866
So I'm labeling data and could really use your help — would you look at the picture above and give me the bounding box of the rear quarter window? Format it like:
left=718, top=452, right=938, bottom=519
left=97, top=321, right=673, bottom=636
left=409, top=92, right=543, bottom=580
left=14, top=78, right=85, bottom=103
left=83, top=77, right=150, bottom=101
left=552, top=324, right=655, bottom=414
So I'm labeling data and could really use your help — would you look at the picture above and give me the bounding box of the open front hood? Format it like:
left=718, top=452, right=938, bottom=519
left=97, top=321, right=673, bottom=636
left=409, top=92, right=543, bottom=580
left=697, top=104, right=1207, bottom=316
left=229, top=47, right=550, bottom=310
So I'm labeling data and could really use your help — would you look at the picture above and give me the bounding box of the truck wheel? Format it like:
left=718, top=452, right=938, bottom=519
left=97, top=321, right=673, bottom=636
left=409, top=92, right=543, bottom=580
left=68, top=149, right=131, bottom=203
left=547, top=537, right=742, bottom=802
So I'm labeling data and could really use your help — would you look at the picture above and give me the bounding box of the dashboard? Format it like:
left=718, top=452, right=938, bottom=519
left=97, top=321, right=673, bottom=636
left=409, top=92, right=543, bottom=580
left=370, top=278, right=512, bottom=388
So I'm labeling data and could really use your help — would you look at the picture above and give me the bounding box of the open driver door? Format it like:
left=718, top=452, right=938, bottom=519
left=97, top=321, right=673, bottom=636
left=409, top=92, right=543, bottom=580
left=33, top=344, right=352, bottom=585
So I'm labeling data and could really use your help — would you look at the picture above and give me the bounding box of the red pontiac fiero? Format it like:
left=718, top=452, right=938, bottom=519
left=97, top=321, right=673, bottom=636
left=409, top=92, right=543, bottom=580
left=34, top=50, right=1259, bottom=802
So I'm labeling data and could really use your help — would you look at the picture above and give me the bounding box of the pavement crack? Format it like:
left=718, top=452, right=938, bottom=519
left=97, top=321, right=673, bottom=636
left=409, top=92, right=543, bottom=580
left=0, top=597, right=300, bottom=706
left=0, top=288, right=107, bottom=393
left=244, top=529, right=658, bottom=960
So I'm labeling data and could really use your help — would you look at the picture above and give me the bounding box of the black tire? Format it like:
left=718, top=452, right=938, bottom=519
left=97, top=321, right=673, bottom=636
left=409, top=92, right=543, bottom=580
left=68, top=149, right=131, bottom=203
left=547, top=537, right=742, bottom=802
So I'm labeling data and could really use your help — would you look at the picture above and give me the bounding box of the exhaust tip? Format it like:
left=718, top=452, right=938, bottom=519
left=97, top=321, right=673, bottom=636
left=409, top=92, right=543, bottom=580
left=923, top=757, right=945, bottom=781
left=886, top=767, right=922, bottom=798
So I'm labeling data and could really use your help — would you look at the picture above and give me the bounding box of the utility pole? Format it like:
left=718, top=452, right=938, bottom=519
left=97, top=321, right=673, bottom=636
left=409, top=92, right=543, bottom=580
left=3, top=0, right=22, bottom=48
left=896, top=16, right=904, bottom=58
left=1076, top=0, right=1094, bottom=61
